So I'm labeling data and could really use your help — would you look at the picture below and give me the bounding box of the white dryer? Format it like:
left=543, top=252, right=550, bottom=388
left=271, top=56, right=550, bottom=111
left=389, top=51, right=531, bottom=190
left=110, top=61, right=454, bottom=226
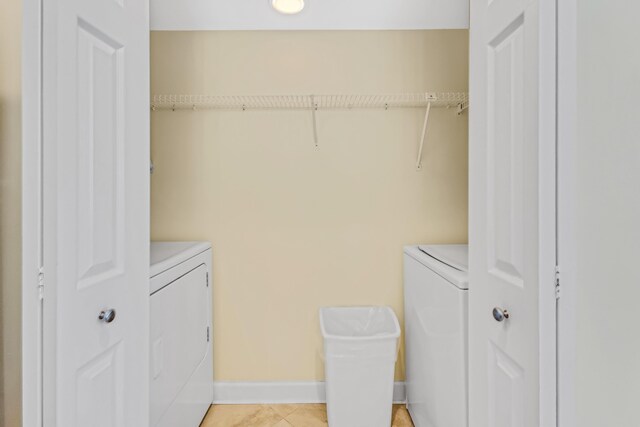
left=403, top=245, right=469, bottom=427
left=150, top=242, right=213, bottom=427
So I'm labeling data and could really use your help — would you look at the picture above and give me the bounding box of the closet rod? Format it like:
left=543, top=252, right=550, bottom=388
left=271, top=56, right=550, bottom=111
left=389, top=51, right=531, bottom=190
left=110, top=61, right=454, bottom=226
left=150, top=93, right=469, bottom=112
left=150, top=93, right=469, bottom=164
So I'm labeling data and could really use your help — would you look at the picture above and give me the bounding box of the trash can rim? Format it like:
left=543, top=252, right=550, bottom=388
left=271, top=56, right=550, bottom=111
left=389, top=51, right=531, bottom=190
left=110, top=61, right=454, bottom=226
left=319, top=306, right=401, bottom=341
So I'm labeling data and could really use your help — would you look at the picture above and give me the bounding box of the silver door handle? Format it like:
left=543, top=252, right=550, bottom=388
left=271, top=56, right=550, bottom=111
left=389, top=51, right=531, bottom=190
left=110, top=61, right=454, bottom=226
left=98, top=309, right=116, bottom=324
left=492, top=307, right=509, bottom=322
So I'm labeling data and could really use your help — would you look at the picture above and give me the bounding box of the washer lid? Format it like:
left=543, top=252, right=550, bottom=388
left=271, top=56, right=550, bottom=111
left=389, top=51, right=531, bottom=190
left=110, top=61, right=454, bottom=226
left=150, top=241, right=211, bottom=278
left=418, top=244, right=468, bottom=273
left=404, top=244, right=469, bottom=289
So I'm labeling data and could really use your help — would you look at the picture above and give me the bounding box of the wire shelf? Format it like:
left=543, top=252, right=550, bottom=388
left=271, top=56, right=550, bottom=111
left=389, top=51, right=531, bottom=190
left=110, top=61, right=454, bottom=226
left=150, top=92, right=468, bottom=169
left=151, top=92, right=468, bottom=112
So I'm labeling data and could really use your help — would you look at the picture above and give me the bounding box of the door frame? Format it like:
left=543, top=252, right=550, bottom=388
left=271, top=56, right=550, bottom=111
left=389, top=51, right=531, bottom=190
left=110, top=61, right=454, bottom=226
left=20, top=0, right=573, bottom=425
left=557, top=0, right=578, bottom=425
left=22, top=0, right=44, bottom=425
left=539, top=1, right=560, bottom=426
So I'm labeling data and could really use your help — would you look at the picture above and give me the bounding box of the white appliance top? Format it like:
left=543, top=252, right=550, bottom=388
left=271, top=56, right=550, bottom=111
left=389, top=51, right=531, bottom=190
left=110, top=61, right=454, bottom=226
left=150, top=241, right=211, bottom=278
left=418, top=244, right=468, bottom=272
left=404, top=244, right=469, bottom=289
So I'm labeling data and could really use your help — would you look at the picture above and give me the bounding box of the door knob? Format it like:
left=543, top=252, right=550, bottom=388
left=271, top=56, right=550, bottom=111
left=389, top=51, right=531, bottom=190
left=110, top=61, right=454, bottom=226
left=98, top=309, right=116, bottom=324
left=492, top=307, right=509, bottom=322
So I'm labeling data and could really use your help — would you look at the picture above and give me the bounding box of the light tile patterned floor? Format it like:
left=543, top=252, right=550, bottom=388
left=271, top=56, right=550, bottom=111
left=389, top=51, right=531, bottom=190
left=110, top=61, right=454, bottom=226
left=200, top=404, right=414, bottom=427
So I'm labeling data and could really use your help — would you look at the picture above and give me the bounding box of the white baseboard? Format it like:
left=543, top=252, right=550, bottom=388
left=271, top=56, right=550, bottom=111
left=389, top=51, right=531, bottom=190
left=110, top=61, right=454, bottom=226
left=212, top=381, right=406, bottom=404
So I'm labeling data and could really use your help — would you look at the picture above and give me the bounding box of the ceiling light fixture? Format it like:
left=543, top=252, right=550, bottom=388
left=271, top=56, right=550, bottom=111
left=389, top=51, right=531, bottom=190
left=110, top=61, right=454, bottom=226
left=271, top=0, right=305, bottom=15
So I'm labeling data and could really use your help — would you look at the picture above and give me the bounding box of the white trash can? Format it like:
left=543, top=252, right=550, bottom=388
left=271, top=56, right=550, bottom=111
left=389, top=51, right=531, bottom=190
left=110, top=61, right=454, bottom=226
left=320, top=306, right=401, bottom=427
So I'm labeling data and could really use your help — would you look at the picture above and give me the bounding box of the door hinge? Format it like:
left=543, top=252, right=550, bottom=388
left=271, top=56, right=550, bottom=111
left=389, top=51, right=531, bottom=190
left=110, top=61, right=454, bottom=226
left=555, top=266, right=561, bottom=299
left=206, top=272, right=209, bottom=287
left=207, top=326, right=210, bottom=342
left=37, top=267, right=45, bottom=300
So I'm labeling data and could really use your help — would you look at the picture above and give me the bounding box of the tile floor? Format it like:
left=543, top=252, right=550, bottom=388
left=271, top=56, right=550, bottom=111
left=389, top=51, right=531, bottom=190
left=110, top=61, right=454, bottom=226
left=200, top=404, right=414, bottom=427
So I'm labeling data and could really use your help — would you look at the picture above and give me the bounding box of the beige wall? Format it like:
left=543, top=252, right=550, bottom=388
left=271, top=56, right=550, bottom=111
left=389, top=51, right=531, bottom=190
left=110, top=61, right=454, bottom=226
left=0, top=0, right=22, bottom=424
left=574, top=2, right=640, bottom=426
left=151, top=30, right=468, bottom=381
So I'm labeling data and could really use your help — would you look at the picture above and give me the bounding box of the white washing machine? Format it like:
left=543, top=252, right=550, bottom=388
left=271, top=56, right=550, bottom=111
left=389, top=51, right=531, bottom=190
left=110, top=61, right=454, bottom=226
left=403, top=244, right=469, bottom=427
left=150, top=242, right=213, bottom=427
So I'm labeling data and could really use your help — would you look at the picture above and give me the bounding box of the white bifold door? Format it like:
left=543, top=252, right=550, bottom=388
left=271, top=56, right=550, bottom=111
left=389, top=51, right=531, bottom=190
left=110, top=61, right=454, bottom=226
left=42, top=0, right=149, bottom=425
left=469, top=0, right=556, bottom=426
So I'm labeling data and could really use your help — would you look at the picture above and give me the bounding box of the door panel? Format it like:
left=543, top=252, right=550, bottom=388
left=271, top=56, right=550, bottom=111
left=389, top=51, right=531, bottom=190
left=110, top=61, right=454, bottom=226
left=76, top=18, right=125, bottom=288
left=43, top=0, right=149, bottom=424
left=76, top=343, right=124, bottom=427
left=487, top=342, right=525, bottom=426
left=469, top=0, right=556, bottom=425
left=487, top=14, right=526, bottom=288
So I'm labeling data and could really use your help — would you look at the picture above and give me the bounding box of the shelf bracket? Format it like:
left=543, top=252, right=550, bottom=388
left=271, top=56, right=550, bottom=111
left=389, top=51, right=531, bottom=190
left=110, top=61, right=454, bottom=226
left=311, top=95, right=319, bottom=148
left=416, top=101, right=432, bottom=170
left=457, top=101, right=468, bottom=116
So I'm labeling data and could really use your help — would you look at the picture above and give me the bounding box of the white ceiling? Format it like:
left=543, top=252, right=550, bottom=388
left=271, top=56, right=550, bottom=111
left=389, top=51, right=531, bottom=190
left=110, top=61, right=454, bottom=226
left=150, top=0, right=469, bottom=31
